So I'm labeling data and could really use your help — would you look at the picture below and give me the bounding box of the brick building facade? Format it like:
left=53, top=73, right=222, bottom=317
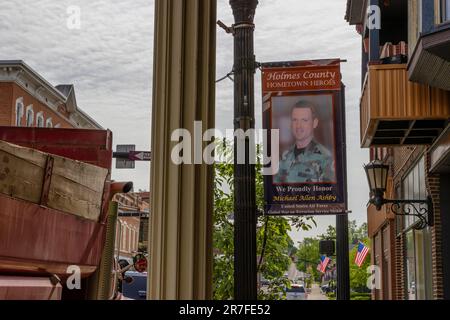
left=346, top=1, right=450, bottom=300
left=114, top=192, right=150, bottom=262
left=0, top=60, right=101, bottom=130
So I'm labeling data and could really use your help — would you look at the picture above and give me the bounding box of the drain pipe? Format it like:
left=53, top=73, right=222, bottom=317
left=96, top=201, right=119, bottom=300
left=88, top=181, right=133, bottom=300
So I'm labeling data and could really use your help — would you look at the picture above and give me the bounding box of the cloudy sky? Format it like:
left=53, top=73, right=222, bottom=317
left=0, top=0, right=368, bottom=243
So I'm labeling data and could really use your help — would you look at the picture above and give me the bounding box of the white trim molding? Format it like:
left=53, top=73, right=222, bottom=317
left=25, top=105, right=34, bottom=127
left=36, top=111, right=44, bottom=128
left=1, top=61, right=103, bottom=129
left=15, top=97, right=24, bottom=126
left=45, top=117, right=53, bottom=128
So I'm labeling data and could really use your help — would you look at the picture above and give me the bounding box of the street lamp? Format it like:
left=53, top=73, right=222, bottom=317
left=364, top=160, right=434, bottom=230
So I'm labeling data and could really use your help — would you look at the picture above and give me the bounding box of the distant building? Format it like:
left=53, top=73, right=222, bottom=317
left=114, top=192, right=150, bottom=262
left=0, top=60, right=102, bottom=129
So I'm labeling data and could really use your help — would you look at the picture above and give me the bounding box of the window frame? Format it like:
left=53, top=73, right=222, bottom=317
left=36, top=112, right=44, bottom=128
left=442, top=0, right=450, bottom=22
left=399, top=155, right=433, bottom=300
left=438, top=0, right=450, bottom=24
left=46, top=117, right=53, bottom=128
left=15, top=98, right=24, bottom=126
left=25, top=105, right=34, bottom=127
left=401, top=157, right=426, bottom=232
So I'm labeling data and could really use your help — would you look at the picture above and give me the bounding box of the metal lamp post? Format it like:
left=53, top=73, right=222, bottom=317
left=230, top=0, right=259, bottom=300
left=364, top=160, right=434, bottom=230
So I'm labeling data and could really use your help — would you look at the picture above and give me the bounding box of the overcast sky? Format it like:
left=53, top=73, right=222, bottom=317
left=0, top=0, right=369, bottom=243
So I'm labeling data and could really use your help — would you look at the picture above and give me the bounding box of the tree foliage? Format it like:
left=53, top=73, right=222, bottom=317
left=349, top=237, right=371, bottom=292
left=296, top=220, right=371, bottom=292
left=213, top=141, right=314, bottom=300
left=295, top=237, right=321, bottom=282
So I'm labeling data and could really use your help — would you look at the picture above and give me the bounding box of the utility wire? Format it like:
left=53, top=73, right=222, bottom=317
left=216, top=70, right=234, bottom=83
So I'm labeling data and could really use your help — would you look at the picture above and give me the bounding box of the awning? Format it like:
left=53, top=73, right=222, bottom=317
left=430, top=124, right=450, bottom=173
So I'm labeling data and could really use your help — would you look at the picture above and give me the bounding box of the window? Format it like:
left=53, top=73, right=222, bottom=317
left=402, top=157, right=426, bottom=229
left=25, top=105, right=34, bottom=127
left=405, top=231, right=416, bottom=300
left=119, top=221, right=125, bottom=251
left=122, top=225, right=127, bottom=252
left=401, top=156, right=433, bottom=300
left=15, top=98, right=24, bottom=126
left=128, top=227, right=132, bottom=253
left=115, top=224, right=121, bottom=252
left=442, top=0, right=450, bottom=22
left=46, top=118, right=53, bottom=128
left=36, top=112, right=44, bottom=127
left=136, top=229, right=139, bottom=251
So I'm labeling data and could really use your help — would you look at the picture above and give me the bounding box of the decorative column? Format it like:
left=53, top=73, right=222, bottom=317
left=148, top=0, right=217, bottom=300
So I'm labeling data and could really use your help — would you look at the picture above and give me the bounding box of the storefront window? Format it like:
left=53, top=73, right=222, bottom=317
left=415, top=228, right=433, bottom=299
left=405, top=231, right=416, bottom=300
left=401, top=156, right=433, bottom=300
left=403, top=157, right=426, bottom=229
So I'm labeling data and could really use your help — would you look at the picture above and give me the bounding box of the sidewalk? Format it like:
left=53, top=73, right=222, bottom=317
left=307, top=284, right=328, bottom=300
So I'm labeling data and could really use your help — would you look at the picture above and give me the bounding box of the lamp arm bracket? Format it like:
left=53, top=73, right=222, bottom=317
left=383, top=196, right=434, bottom=230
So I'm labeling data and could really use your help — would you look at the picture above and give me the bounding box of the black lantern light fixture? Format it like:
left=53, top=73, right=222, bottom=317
left=364, top=160, right=434, bottom=230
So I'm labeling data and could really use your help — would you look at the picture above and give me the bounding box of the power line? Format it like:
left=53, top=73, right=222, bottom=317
left=216, top=71, right=234, bottom=83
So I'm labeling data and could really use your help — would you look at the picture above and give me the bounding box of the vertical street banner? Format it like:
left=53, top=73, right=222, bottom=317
left=261, top=59, right=347, bottom=216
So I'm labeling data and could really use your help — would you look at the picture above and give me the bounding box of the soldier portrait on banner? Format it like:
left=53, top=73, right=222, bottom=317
left=261, top=59, right=347, bottom=216
left=273, top=96, right=336, bottom=184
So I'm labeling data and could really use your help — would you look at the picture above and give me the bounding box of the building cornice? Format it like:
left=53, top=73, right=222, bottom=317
left=0, top=61, right=102, bottom=129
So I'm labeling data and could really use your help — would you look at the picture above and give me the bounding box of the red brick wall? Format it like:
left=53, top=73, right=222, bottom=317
left=395, top=232, right=405, bottom=300
left=0, top=83, right=13, bottom=126
left=116, top=216, right=140, bottom=259
left=392, top=147, right=416, bottom=176
left=12, top=84, right=73, bottom=128
left=390, top=145, right=444, bottom=300
left=386, top=222, right=397, bottom=300
left=426, top=150, right=444, bottom=300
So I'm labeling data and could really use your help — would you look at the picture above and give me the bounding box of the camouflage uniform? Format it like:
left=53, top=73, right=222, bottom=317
left=274, top=140, right=335, bottom=183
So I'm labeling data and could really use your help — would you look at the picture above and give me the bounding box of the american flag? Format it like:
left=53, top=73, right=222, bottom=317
left=355, top=242, right=370, bottom=267
left=317, top=255, right=331, bottom=273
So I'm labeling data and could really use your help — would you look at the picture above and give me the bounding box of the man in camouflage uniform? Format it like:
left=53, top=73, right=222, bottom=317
left=274, top=100, right=336, bottom=183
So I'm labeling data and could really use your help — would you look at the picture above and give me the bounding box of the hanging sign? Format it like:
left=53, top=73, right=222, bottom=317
left=261, top=59, right=347, bottom=216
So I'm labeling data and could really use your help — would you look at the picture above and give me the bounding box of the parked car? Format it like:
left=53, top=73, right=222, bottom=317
left=286, top=284, right=308, bottom=300
left=321, top=284, right=335, bottom=294
left=321, top=284, right=330, bottom=294
left=122, top=271, right=147, bottom=300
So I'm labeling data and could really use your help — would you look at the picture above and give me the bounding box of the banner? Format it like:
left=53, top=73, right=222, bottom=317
left=262, top=59, right=347, bottom=216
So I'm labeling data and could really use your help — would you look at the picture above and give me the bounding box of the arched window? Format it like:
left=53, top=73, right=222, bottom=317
left=46, top=117, right=53, bottom=128
left=26, top=105, right=34, bottom=127
left=122, top=223, right=128, bottom=252
left=118, top=222, right=124, bottom=252
left=15, top=98, right=24, bottom=126
left=128, top=227, right=132, bottom=253
left=36, top=112, right=44, bottom=128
